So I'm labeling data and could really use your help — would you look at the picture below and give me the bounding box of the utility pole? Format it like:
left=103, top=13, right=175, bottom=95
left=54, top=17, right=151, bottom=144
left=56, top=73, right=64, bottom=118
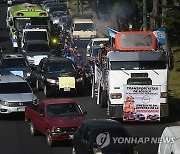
left=76, top=0, right=83, bottom=15
left=143, top=0, right=147, bottom=30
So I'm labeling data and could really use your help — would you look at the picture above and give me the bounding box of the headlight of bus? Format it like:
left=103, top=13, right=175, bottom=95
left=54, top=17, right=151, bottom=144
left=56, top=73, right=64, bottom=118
left=46, top=78, right=56, bottom=84
left=0, top=100, right=10, bottom=106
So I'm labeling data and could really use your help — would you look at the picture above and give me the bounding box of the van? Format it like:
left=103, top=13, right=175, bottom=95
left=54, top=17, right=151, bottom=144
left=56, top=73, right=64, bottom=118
left=70, top=16, right=97, bottom=42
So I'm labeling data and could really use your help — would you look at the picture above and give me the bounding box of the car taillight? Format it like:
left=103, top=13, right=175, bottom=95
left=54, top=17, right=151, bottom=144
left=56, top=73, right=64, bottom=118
left=161, top=92, right=168, bottom=98
left=110, top=93, right=122, bottom=99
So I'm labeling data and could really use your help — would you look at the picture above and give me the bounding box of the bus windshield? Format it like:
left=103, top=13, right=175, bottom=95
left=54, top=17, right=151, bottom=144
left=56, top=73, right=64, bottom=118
left=15, top=18, right=31, bottom=32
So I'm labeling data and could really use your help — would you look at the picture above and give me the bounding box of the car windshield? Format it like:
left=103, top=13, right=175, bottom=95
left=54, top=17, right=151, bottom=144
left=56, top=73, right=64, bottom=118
left=0, top=82, right=32, bottom=93
left=50, top=7, right=67, bottom=13
left=47, top=61, right=75, bottom=73
left=52, top=11, right=68, bottom=17
left=110, top=61, right=167, bottom=70
left=93, top=40, right=110, bottom=47
left=2, top=58, right=28, bottom=68
left=24, top=31, right=48, bottom=42
left=27, top=43, right=50, bottom=52
left=74, top=23, right=95, bottom=31
left=46, top=103, right=82, bottom=117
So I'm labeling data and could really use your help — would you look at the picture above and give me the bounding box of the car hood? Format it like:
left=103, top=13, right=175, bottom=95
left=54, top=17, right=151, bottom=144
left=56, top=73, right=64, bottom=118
left=0, top=93, right=36, bottom=102
left=47, top=116, right=86, bottom=127
left=27, top=52, right=50, bottom=57
left=46, top=72, right=76, bottom=79
left=51, top=17, right=60, bottom=21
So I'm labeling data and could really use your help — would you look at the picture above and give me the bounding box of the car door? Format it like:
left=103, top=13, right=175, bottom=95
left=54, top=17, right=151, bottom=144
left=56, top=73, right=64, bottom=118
left=80, top=126, right=91, bottom=154
left=37, top=60, right=46, bottom=87
left=34, top=103, right=46, bottom=133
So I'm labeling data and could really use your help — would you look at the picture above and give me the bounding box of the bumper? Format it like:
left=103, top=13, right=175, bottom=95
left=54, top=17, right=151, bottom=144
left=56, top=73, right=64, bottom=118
left=0, top=105, right=25, bottom=114
left=51, top=133, right=74, bottom=141
left=46, top=82, right=84, bottom=94
left=108, top=103, right=169, bottom=119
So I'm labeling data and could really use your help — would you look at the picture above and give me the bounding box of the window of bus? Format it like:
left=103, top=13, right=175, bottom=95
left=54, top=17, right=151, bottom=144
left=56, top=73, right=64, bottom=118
left=15, top=18, right=31, bottom=32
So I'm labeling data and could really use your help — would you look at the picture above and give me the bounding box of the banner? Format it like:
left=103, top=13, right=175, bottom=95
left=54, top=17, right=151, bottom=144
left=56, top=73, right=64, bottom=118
left=107, top=27, right=118, bottom=38
left=123, top=85, right=161, bottom=121
left=153, top=28, right=166, bottom=45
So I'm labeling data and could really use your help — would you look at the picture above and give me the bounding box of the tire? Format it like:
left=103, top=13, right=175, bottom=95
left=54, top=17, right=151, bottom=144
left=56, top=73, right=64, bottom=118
left=46, top=130, right=54, bottom=147
left=100, top=90, right=108, bottom=108
left=30, top=121, right=37, bottom=136
left=44, top=85, right=51, bottom=98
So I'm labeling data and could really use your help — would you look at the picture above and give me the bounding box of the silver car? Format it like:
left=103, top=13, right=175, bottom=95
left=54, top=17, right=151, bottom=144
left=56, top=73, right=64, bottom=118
left=0, top=75, right=38, bottom=114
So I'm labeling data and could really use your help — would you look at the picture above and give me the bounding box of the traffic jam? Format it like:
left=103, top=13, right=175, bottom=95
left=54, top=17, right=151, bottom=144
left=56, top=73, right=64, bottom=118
left=0, top=0, right=179, bottom=154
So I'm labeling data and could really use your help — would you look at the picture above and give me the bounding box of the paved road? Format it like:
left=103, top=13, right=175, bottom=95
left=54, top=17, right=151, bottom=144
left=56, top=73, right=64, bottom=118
left=0, top=3, right=179, bottom=154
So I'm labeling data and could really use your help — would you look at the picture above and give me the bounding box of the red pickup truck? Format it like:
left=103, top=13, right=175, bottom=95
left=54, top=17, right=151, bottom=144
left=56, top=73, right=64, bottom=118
left=25, top=98, right=86, bottom=146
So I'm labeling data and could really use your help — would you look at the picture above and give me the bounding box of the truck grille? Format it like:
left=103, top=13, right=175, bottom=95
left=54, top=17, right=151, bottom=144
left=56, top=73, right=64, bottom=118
left=131, top=73, right=148, bottom=78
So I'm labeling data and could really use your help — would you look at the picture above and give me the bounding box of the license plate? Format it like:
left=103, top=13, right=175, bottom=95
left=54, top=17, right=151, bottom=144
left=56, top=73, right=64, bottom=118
left=69, top=135, right=73, bottom=139
left=17, top=107, right=25, bottom=112
left=64, top=88, right=70, bottom=91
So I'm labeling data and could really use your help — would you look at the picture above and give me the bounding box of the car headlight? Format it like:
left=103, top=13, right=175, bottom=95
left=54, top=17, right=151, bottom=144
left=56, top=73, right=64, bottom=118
left=33, top=99, right=39, bottom=105
left=91, top=35, right=96, bottom=38
left=93, top=148, right=103, bottom=154
left=0, top=100, right=10, bottom=106
left=76, top=77, right=83, bottom=82
left=26, top=72, right=31, bottom=77
left=53, top=20, right=59, bottom=24
left=27, top=56, right=34, bottom=60
left=73, top=35, right=79, bottom=39
left=46, top=78, right=56, bottom=84
left=52, top=127, right=62, bottom=133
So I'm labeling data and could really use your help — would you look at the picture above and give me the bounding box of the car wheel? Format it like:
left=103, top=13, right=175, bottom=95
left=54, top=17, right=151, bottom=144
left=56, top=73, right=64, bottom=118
left=72, top=147, right=77, bottom=154
left=100, top=90, right=108, bottom=108
left=46, top=130, right=54, bottom=147
left=30, top=121, right=37, bottom=136
left=44, top=85, right=51, bottom=98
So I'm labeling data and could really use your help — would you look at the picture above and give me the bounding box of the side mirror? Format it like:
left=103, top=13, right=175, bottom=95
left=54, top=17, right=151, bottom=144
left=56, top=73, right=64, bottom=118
left=83, top=111, right=87, bottom=115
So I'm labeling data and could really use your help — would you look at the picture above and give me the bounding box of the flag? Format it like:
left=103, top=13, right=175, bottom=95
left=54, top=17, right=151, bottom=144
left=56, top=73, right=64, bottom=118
left=153, top=28, right=166, bottom=45
left=107, top=27, right=118, bottom=38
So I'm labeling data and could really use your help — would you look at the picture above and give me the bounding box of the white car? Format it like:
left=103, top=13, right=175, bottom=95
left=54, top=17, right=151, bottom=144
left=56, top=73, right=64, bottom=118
left=158, top=126, right=180, bottom=154
left=0, top=75, right=38, bottom=115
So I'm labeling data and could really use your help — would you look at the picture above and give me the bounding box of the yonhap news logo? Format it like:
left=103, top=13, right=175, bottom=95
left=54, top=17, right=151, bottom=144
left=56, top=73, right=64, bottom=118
left=96, top=132, right=175, bottom=148
left=96, top=132, right=110, bottom=148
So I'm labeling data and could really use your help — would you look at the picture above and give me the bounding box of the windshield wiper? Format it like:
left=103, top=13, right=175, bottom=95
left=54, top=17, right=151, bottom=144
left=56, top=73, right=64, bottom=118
left=152, top=70, right=159, bottom=75
left=120, top=69, right=130, bottom=76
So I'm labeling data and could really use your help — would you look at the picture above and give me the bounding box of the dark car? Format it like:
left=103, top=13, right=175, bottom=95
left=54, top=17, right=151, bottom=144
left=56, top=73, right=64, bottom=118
left=35, top=56, right=84, bottom=97
left=0, top=54, right=34, bottom=84
left=72, top=119, right=139, bottom=154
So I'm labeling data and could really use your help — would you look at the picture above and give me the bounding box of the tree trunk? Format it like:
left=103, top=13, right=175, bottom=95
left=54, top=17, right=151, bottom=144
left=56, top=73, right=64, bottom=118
left=161, top=0, right=167, bottom=27
left=150, top=0, right=159, bottom=30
